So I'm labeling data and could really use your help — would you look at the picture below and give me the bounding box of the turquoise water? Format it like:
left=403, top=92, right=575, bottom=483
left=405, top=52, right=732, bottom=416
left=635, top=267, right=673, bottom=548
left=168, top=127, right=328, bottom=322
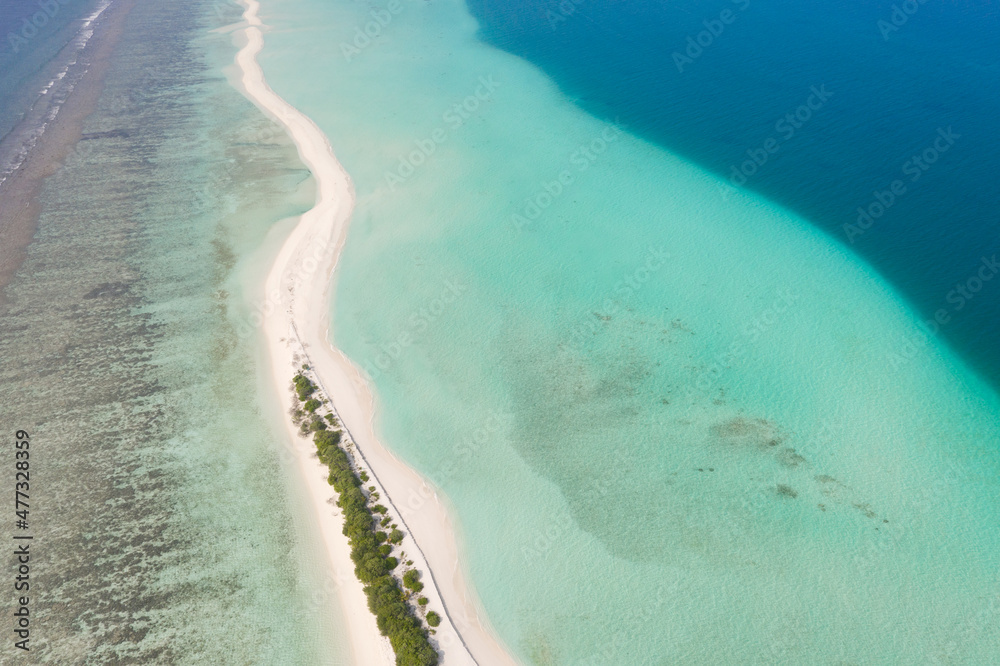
left=1, top=0, right=995, bottom=661
left=256, top=0, right=1000, bottom=662
left=0, top=0, right=351, bottom=661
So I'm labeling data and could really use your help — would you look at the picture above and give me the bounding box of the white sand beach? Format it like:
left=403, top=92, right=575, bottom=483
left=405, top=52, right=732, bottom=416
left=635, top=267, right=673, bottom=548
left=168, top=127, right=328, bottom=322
left=231, top=2, right=518, bottom=664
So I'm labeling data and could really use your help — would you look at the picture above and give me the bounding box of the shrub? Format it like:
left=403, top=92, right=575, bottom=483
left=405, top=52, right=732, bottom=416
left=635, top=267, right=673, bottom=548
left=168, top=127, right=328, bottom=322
left=325, top=413, right=338, bottom=424
left=380, top=517, right=392, bottom=527
left=304, top=398, right=321, bottom=412
left=309, top=417, right=327, bottom=431
left=372, top=504, right=388, bottom=515
left=375, top=531, right=388, bottom=544
left=360, top=472, right=369, bottom=482
left=417, top=597, right=428, bottom=606
left=403, top=570, right=423, bottom=593
left=389, top=529, right=404, bottom=545
left=385, top=557, right=398, bottom=570
left=293, top=374, right=317, bottom=401
left=425, top=611, right=441, bottom=628
left=313, top=430, right=342, bottom=459
left=379, top=544, right=393, bottom=556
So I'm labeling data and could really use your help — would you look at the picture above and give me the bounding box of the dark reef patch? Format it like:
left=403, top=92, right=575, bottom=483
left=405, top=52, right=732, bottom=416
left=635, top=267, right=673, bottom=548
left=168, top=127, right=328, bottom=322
left=775, top=484, right=798, bottom=499
left=777, top=447, right=807, bottom=469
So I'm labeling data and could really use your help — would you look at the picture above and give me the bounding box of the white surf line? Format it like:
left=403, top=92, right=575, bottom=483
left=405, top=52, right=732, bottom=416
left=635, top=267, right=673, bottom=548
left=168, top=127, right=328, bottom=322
left=232, top=1, right=512, bottom=664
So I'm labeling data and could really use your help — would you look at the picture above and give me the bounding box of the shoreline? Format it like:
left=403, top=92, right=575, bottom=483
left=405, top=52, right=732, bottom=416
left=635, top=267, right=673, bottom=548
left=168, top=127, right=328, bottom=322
left=231, top=2, right=518, bottom=664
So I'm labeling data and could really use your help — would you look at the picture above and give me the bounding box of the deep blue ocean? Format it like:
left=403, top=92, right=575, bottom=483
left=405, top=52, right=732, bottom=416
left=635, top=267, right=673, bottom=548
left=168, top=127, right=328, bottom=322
left=465, top=0, right=1000, bottom=389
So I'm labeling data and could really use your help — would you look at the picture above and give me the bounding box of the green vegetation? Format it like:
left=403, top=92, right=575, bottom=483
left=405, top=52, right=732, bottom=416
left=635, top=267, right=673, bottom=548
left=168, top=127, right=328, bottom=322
left=315, top=429, right=342, bottom=448
left=360, top=471, right=369, bottom=483
left=304, top=398, right=321, bottom=413
left=379, top=544, right=393, bottom=556
left=310, top=424, right=437, bottom=666
left=425, top=611, right=441, bottom=628
left=325, top=413, right=338, bottom=424
left=417, top=596, right=428, bottom=606
left=372, top=504, right=388, bottom=515
left=300, top=413, right=328, bottom=435
left=293, top=374, right=317, bottom=401
left=389, top=529, right=404, bottom=545
left=403, top=570, right=423, bottom=594
left=381, top=517, right=393, bottom=527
